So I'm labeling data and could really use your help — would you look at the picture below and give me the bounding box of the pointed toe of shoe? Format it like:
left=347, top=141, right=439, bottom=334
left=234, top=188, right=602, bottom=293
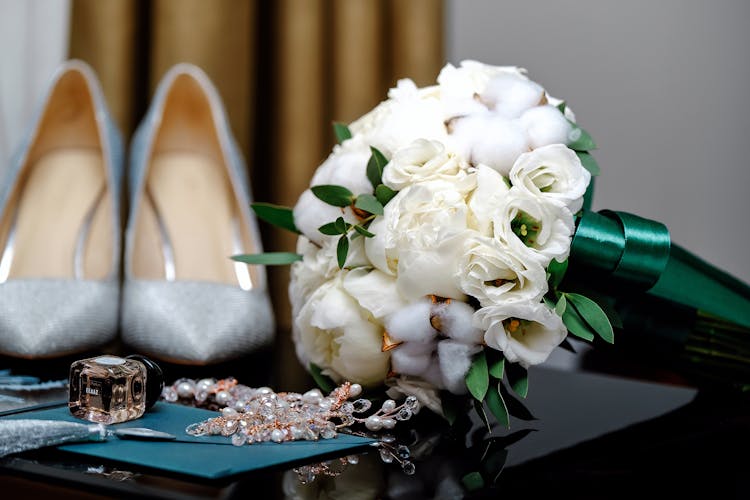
left=0, top=279, right=119, bottom=358
left=121, top=280, right=275, bottom=364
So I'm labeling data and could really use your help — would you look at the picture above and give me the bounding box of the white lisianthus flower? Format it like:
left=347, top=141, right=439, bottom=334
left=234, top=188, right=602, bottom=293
left=510, top=144, right=591, bottom=213
left=458, top=234, right=548, bottom=307
left=294, top=277, right=390, bottom=387
left=519, top=105, right=573, bottom=150
left=492, top=188, right=575, bottom=266
left=370, top=179, right=476, bottom=300
left=467, top=165, right=510, bottom=235
left=292, top=189, right=357, bottom=246
left=474, top=302, right=567, bottom=367
left=382, top=139, right=469, bottom=191
left=449, top=113, right=529, bottom=175
left=348, top=79, right=448, bottom=158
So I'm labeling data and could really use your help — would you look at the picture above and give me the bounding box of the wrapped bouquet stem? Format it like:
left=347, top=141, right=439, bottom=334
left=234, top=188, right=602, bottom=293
left=235, top=60, right=750, bottom=428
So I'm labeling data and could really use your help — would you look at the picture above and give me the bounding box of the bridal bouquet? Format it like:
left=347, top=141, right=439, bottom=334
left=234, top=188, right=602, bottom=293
left=238, top=61, right=750, bottom=425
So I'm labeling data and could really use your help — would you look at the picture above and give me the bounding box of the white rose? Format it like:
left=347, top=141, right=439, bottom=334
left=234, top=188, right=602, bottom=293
left=376, top=180, right=476, bottom=300
left=492, top=188, right=575, bottom=266
left=458, top=234, right=548, bottom=307
left=467, top=165, right=510, bottom=235
left=509, top=144, right=591, bottom=213
left=348, top=79, right=448, bottom=157
left=294, top=277, right=389, bottom=387
left=293, top=189, right=358, bottom=246
left=449, top=113, right=529, bottom=175
left=474, top=301, right=567, bottom=367
left=381, top=139, right=469, bottom=191
left=519, top=105, right=573, bottom=150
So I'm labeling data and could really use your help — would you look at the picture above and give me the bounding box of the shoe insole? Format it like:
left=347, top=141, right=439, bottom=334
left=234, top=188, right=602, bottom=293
left=5, top=149, right=110, bottom=280
left=133, top=152, right=250, bottom=285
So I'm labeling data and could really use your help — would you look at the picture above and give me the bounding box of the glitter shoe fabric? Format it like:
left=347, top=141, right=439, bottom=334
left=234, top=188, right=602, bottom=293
left=0, top=61, right=123, bottom=357
left=121, top=64, right=275, bottom=364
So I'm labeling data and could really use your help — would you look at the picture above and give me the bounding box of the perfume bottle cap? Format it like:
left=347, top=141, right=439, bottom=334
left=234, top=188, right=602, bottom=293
left=126, top=354, right=164, bottom=410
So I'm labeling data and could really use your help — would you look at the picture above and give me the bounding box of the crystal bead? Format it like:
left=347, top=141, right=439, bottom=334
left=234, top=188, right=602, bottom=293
left=379, top=448, right=394, bottom=463
left=396, top=445, right=410, bottom=459
left=221, top=420, right=238, bottom=435
left=405, top=396, right=420, bottom=411
left=381, top=434, right=396, bottom=444
left=231, top=432, right=247, bottom=446
left=352, top=399, right=372, bottom=412
left=318, top=398, right=333, bottom=411
left=298, top=468, right=315, bottom=484
left=346, top=455, right=360, bottom=465
left=341, top=402, right=354, bottom=414
left=395, top=408, right=412, bottom=421
left=401, top=461, right=416, bottom=475
left=320, top=423, right=336, bottom=439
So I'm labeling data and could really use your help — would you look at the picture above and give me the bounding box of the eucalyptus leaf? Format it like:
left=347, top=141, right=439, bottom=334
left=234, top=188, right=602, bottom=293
left=474, top=399, right=492, bottom=433
left=334, top=216, right=348, bottom=234
left=353, top=224, right=375, bottom=238
left=336, top=235, right=349, bottom=269
left=506, top=363, right=528, bottom=399
left=556, top=101, right=567, bottom=114
left=567, top=123, right=597, bottom=151
left=488, top=355, right=505, bottom=380
left=566, top=293, right=615, bottom=343
left=354, top=193, right=384, bottom=216
left=332, top=122, right=352, bottom=144
left=309, top=363, right=335, bottom=393
left=251, top=203, right=299, bottom=234
left=576, top=151, right=601, bottom=176
left=311, top=185, right=354, bottom=207
left=559, top=338, right=577, bottom=353
left=485, top=383, right=509, bottom=428
left=375, top=184, right=397, bottom=205
left=462, top=471, right=485, bottom=492
left=465, top=350, right=489, bottom=401
left=547, top=258, right=569, bottom=289
left=318, top=221, right=343, bottom=236
left=562, top=303, right=596, bottom=341
left=441, top=393, right=461, bottom=425
left=231, top=252, right=302, bottom=265
left=499, top=382, right=536, bottom=421
left=555, top=294, right=567, bottom=316
left=367, top=147, right=389, bottom=188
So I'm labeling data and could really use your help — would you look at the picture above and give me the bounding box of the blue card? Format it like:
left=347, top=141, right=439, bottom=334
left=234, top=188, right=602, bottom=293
left=3, top=402, right=376, bottom=479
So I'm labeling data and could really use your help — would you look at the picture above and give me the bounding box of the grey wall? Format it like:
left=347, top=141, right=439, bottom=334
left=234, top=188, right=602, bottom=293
left=447, top=0, right=750, bottom=285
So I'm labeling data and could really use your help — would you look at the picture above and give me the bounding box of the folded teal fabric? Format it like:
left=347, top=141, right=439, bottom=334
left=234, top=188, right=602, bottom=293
left=3, top=402, right=375, bottom=479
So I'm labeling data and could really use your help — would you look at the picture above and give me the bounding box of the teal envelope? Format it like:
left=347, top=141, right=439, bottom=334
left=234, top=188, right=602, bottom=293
left=3, top=402, right=376, bottom=480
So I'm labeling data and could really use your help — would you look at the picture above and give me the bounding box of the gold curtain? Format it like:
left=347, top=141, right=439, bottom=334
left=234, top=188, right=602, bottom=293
left=69, top=0, right=444, bottom=388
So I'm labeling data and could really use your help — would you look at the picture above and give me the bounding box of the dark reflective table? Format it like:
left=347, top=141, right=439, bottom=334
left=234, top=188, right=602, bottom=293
left=1, top=360, right=747, bottom=499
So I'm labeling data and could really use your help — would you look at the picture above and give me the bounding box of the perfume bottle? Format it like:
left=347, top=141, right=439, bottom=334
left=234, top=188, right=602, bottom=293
left=69, top=354, right=164, bottom=424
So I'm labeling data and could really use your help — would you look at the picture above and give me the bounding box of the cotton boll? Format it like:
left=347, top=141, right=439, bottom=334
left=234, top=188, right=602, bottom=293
left=384, top=299, right=438, bottom=343
left=390, top=342, right=435, bottom=377
left=293, top=189, right=348, bottom=245
left=481, top=73, right=545, bottom=118
left=432, top=301, right=484, bottom=345
left=437, top=341, right=482, bottom=394
left=452, top=115, right=529, bottom=175
left=420, top=361, right=445, bottom=390
left=520, top=105, right=573, bottom=149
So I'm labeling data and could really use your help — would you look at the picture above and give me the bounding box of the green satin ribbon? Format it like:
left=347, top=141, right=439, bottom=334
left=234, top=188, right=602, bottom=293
left=570, top=209, right=750, bottom=329
left=571, top=210, right=671, bottom=289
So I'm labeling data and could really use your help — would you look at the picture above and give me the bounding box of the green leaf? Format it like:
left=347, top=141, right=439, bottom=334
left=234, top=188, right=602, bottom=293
left=375, top=184, right=397, bottom=205
left=354, top=193, right=384, bottom=216
left=488, top=355, right=505, bottom=380
left=555, top=294, right=567, bottom=316
left=311, top=185, right=354, bottom=207
left=336, top=235, right=349, bottom=269
left=565, top=293, right=615, bottom=343
left=506, top=363, right=528, bottom=399
left=367, top=147, right=389, bottom=189
left=547, top=258, right=569, bottom=289
left=231, top=252, right=302, bottom=265
left=556, top=101, right=567, bottom=114
left=498, top=382, right=536, bottom=421
left=332, top=122, right=351, bottom=144
left=318, top=221, right=344, bottom=236
left=462, top=471, right=485, bottom=492
left=486, top=383, right=509, bottom=428
left=441, top=393, right=461, bottom=425
left=465, top=350, right=489, bottom=401
left=562, top=303, right=596, bottom=341
left=251, top=203, right=299, bottom=234
left=474, top=399, right=492, bottom=432
left=309, top=363, right=335, bottom=393
left=334, top=216, right=348, bottom=234
left=576, top=151, right=601, bottom=176
left=567, top=123, right=597, bottom=151
left=353, top=224, right=375, bottom=238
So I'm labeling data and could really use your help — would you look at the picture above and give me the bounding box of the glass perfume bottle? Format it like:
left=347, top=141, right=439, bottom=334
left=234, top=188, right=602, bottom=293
left=69, top=354, right=163, bottom=424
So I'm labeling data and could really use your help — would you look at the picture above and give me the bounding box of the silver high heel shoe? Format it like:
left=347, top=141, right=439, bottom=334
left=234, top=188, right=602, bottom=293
left=0, top=60, right=122, bottom=358
left=121, top=64, right=274, bottom=364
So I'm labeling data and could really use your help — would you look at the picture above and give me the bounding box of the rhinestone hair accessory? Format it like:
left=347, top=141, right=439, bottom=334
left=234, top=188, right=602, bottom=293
left=169, top=378, right=419, bottom=445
